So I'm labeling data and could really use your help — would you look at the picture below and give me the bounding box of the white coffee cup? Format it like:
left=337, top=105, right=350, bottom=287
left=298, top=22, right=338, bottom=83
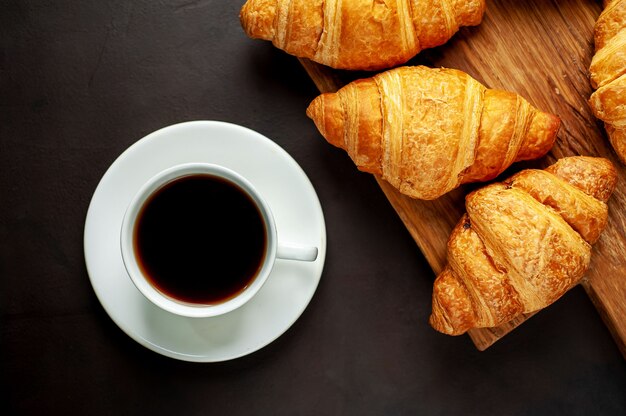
left=120, top=163, right=318, bottom=318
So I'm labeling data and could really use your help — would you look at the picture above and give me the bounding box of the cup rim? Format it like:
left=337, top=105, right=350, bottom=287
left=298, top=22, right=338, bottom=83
left=120, top=162, right=277, bottom=318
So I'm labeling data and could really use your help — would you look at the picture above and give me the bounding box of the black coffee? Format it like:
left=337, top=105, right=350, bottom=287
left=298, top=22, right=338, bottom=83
left=133, top=174, right=267, bottom=305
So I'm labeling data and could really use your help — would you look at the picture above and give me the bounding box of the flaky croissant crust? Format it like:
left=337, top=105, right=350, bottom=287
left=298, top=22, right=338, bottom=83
left=429, top=157, right=617, bottom=336
left=307, top=66, right=560, bottom=200
left=589, top=0, right=626, bottom=163
left=240, top=0, right=486, bottom=70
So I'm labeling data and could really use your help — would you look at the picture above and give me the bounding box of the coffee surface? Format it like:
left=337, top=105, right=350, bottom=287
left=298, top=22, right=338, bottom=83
left=134, top=174, right=267, bottom=304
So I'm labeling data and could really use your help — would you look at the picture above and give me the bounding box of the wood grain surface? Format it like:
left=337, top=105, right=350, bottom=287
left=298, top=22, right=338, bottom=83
left=299, top=0, right=626, bottom=357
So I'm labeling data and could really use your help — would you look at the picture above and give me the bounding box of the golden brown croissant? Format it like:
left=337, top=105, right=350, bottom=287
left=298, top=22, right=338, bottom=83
left=239, top=0, right=486, bottom=71
left=429, top=156, right=617, bottom=336
left=589, top=0, right=626, bottom=163
left=306, top=66, right=561, bottom=200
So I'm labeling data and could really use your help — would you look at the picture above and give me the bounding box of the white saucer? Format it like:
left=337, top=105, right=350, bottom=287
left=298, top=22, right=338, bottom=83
left=84, top=121, right=326, bottom=362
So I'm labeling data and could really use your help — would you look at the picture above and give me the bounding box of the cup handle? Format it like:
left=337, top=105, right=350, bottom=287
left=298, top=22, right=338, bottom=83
left=277, top=243, right=318, bottom=262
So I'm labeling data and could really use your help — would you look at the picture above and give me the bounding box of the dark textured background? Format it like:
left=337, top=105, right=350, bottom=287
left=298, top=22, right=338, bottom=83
left=1, top=1, right=625, bottom=414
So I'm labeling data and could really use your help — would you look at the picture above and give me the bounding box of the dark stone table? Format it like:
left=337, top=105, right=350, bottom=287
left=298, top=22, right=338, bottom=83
left=2, top=1, right=625, bottom=414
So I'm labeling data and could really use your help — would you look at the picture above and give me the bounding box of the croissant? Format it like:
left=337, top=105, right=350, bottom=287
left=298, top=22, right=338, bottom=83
left=429, top=156, right=617, bottom=336
left=589, top=0, right=626, bottom=163
left=239, top=0, right=486, bottom=71
left=306, top=66, right=561, bottom=200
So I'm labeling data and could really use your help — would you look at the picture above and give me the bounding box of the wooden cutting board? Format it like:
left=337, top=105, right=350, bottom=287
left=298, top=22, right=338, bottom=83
left=299, top=0, right=626, bottom=357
